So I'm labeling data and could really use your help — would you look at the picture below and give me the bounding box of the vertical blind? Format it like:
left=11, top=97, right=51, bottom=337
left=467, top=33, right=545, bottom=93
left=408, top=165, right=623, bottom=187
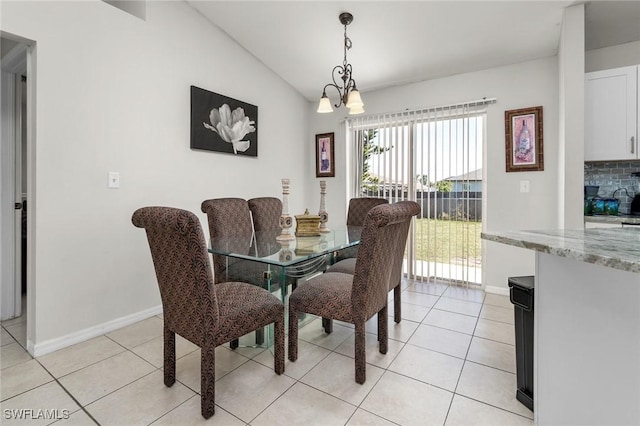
left=347, top=98, right=496, bottom=286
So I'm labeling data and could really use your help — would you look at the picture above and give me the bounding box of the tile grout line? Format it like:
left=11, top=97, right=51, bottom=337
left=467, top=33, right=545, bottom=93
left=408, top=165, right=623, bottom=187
left=32, top=359, right=101, bottom=425
left=445, top=294, right=483, bottom=423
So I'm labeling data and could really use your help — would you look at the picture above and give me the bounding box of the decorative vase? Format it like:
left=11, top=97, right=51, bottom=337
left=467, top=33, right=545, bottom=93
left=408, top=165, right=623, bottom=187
left=276, top=178, right=296, bottom=241
left=318, top=180, right=331, bottom=233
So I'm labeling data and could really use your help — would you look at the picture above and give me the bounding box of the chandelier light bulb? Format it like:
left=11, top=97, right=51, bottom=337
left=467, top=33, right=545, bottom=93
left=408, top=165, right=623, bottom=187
left=317, top=94, right=334, bottom=113
left=346, top=89, right=363, bottom=109
left=348, top=105, right=365, bottom=115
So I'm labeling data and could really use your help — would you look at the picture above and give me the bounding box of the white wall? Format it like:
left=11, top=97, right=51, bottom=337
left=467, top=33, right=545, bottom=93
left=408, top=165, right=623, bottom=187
left=307, top=112, right=349, bottom=228
left=1, top=1, right=309, bottom=355
left=308, top=57, right=561, bottom=292
left=586, top=40, right=640, bottom=72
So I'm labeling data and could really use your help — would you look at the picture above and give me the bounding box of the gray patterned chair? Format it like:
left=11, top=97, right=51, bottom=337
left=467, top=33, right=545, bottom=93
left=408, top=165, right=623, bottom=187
left=248, top=197, right=282, bottom=232
left=288, top=201, right=420, bottom=384
left=200, top=198, right=255, bottom=285
left=331, top=197, right=389, bottom=263
left=248, top=196, right=323, bottom=292
left=132, top=206, right=284, bottom=419
left=201, top=197, right=275, bottom=347
left=329, top=201, right=413, bottom=324
left=325, top=197, right=391, bottom=329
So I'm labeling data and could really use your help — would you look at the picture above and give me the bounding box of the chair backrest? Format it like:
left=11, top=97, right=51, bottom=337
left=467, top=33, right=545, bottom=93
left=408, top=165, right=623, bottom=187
left=351, top=201, right=421, bottom=322
left=248, top=197, right=282, bottom=232
left=200, top=198, right=253, bottom=283
left=132, top=207, right=217, bottom=347
left=346, top=197, right=389, bottom=226
left=388, top=201, right=417, bottom=290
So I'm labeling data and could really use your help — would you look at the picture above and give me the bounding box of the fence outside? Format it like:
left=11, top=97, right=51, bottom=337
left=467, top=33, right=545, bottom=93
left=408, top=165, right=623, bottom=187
left=364, top=190, right=482, bottom=221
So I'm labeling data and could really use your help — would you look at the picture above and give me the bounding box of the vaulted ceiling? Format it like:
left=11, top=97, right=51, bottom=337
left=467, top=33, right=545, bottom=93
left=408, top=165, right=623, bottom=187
left=188, top=1, right=640, bottom=102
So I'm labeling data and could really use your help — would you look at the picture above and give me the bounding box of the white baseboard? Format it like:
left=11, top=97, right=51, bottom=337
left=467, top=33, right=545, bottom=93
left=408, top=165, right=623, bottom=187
left=483, top=285, right=509, bottom=296
left=31, top=305, right=163, bottom=357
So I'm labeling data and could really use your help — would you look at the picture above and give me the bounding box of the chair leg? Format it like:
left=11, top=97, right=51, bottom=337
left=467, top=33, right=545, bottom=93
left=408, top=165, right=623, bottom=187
left=164, top=325, right=176, bottom=387
left=288, top=307, right=299, bottom=362
left=355, top=321, right=366, bottom=384
left=200, top=342, right=216, bottom=419
left=255, top=327, right=264, bottom=346
left=230, top=338, right=239, bottom=349
left=378, top=305, right=388, bottom=355
left=274, top=311, right=285, bottom=375
left=322, top=317, right=333, bottom=334
left=394, top=284, right=402, bottom=323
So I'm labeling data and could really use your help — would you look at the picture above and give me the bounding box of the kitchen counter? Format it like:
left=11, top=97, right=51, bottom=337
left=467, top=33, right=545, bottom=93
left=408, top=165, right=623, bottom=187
left=584, top=214, right=640, bottom=225
left=481, top=227, right=640, bottom=273
left=482, top=228, right=640, bottom=425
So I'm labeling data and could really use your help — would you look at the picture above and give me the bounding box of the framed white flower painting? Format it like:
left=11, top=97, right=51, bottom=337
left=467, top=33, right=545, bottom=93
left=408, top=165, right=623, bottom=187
left=191, top=86, right=258, bottom=157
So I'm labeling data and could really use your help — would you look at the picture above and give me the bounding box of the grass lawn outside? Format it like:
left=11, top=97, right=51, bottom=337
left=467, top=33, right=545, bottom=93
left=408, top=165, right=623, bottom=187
left=414, top=218, right=482, bottom=266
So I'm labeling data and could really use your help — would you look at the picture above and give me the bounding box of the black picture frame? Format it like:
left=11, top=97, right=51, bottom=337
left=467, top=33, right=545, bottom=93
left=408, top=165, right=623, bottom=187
left=190, top=85, right=258, bottom=157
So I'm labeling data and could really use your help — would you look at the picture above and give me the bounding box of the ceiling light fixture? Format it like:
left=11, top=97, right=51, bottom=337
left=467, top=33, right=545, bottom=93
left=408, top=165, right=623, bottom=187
left=317, top=12, right=364, bottom=115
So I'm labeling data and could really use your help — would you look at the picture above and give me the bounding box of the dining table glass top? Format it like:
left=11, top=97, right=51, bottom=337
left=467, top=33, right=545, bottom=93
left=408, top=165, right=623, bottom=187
left=208, top=226, right=362, bottom=267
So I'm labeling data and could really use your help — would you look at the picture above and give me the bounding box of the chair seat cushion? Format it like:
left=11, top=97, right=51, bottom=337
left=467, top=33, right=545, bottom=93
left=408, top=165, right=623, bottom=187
left=326, top=258, right=357, bottom=275
left=215, top=282, right=283, bottom=344
left=289, top=272, right=354, bottom=322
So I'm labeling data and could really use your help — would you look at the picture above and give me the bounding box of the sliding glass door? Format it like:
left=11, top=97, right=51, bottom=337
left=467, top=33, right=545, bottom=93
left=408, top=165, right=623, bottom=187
left=348, top=101, right=491, bottom=285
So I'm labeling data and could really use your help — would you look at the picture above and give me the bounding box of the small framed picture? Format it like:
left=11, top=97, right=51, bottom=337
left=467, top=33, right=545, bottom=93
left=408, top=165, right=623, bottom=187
left=505, top=106, right=543, bottom=172
left=315, top=132, right=335, bottom=178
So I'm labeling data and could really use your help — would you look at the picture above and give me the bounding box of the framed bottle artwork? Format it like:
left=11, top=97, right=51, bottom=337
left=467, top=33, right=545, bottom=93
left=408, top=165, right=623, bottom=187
left=505, top=106, right=543, bottom=172
left=315, top=132, right=335, bottom=177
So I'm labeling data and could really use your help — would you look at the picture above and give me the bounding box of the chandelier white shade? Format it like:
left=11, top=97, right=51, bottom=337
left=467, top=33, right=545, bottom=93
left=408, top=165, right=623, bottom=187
left=317, top=12, right=364, bottom=115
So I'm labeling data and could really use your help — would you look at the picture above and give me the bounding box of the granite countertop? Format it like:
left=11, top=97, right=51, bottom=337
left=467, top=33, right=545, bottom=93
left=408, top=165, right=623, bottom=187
left=482, top=228, right=640, bottom=273
left=584, top=214, right=640, bottom=225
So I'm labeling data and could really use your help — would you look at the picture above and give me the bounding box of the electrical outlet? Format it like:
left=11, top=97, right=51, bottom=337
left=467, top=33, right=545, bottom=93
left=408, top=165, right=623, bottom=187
left=520, top=180, right=530, bottom=193
left=108, top=172, right=120, bottom=188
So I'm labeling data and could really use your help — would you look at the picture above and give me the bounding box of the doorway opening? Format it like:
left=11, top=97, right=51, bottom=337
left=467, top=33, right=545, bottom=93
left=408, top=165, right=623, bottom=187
left=1, top=34, right=33, bottom=353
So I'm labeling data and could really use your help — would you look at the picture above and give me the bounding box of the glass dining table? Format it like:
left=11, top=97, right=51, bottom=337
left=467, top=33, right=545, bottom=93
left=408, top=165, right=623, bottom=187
left=208, top=227, right=361, bottom=347
left=208, top=226, right=362, bottom=301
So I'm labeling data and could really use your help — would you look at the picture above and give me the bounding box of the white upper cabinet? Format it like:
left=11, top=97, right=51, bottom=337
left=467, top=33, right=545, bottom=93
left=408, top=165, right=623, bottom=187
left=585, top=65, right=638, bottom=161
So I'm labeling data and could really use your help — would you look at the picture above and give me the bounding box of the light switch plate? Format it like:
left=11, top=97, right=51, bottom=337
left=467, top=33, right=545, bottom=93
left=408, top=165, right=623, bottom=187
left=520, top=180, right=530, bottom=193
left=108, top=172, right=120, bottom=188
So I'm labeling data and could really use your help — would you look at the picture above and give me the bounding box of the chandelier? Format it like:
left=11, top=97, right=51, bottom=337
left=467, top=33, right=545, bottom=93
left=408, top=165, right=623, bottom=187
left=317, top=12, right=364, bottom=115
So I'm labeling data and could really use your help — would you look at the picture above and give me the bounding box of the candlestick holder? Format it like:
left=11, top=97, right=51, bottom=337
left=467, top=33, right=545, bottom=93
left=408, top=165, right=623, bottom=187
left=318, top=180, right=331, bottom=233
left=276, top=178, right=296, bottom=241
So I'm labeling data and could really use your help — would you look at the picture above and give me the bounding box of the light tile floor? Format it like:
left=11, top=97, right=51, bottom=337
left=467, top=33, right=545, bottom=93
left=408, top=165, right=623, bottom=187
left=0, top=280, right=533, bottom=425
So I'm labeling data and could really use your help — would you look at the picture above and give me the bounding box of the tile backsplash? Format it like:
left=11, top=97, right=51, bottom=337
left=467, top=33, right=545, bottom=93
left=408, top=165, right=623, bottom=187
left=584, top=160, right=640, bottom=213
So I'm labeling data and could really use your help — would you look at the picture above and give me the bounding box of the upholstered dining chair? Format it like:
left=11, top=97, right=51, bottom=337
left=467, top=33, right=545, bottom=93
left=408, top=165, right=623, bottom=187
left=201, top=197, right=276, bottom=347
left=200, top=198, right=255, bottom=285
left=332, top=197, right=389, bottom=263
left=248, top=196, right=320, bottom=293
left=325, top=197, right=392, bottom=329
left=329, top=200, right=413, bottom=324
left=288, top=201, right=420, bottom=384
left=132, top=207, right=284, bottom=419
left=247, top=197, right=282, bottom=231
